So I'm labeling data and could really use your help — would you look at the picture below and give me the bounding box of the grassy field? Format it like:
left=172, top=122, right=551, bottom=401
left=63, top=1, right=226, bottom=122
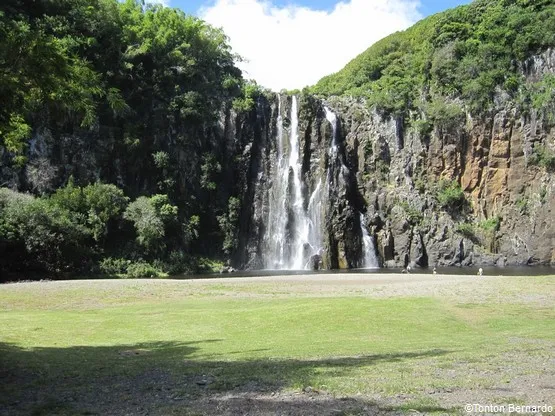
left=1, top=274, right=554, bottom=415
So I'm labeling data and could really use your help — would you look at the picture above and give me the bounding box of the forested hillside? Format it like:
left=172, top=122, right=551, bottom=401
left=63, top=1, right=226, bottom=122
left=313, top=0, right=555, bottom=118
left=0, top=0, right=258, bottom=278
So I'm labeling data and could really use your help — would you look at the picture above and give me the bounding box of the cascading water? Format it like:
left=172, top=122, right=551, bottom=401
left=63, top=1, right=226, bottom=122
left=288, top=96, right=312, bottom=270
left=264, top=96, right=289, bottom=269
left=264, top=98, right=377, bottom=270
left=264, top=95, right=324, bottom=270
left=324, top=106, right=350, bottom=180
left=324, top=107, right=338, bottom=156
left=360, top=213, right=379, bottom=268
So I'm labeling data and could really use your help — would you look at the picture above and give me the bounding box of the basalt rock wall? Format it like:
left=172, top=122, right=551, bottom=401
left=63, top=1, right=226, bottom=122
left=305, top=49, right=555, bottom=268
left=2, top=50, right=555, bottom=270
left=236, top=49, right=555, bottom=269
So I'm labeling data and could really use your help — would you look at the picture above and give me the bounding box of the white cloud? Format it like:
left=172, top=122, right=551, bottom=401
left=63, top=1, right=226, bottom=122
left=200, top=0, right=421, bottom=91
left=145, top=0, right=170, bottom=6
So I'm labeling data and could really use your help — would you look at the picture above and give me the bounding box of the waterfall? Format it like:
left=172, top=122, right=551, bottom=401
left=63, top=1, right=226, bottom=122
left=325, top=105, right=378, bottom=269
left=324, top=106, right=350, bottom=178
left=262, top=98, right=380, bottom=270
left=288, top=96, right=311, bottom=270
left=264, top=95, right=324, bottom=270
left=264, top=96, right=289, bottom=269
left=360, top=213, right=379, bottom=268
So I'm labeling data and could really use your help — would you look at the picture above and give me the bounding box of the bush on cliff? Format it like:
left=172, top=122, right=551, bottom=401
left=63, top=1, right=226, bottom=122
left=123, top=194, right=179, bottom=256
left=436, top=180, right=466, bottom=211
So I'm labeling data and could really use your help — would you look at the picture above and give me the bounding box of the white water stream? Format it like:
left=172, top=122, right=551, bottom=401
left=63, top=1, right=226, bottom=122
left=265, top=95, right=324, bottom=270
left=360, top=213, right=379, bottom=268
left=264, top=97, right=378, bottom=269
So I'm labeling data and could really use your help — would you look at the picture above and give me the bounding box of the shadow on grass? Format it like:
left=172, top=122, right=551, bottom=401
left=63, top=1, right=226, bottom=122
left=0, top=342, right=456, bottom=415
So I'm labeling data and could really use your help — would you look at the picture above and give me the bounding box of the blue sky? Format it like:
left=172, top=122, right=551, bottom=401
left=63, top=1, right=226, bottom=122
left=151, top=0, right=473, bottom=90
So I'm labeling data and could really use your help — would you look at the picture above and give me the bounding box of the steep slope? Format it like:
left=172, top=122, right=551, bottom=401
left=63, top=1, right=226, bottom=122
left=313, top=0, right=555, bottom=115
left=301, top=0, right=555, bottom=267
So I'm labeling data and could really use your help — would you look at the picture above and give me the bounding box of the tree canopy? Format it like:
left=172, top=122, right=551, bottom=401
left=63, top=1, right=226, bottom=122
left=0, top=0, right=244, bottom=159
left=311, top=0, right=555, bottom=116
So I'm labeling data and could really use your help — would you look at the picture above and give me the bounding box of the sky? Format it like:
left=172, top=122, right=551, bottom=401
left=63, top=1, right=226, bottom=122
left=146, top=0, right=472, bottom=91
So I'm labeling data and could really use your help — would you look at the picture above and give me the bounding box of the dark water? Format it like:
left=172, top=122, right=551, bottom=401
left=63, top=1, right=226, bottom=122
left=176, top=266, right=555, bottom=280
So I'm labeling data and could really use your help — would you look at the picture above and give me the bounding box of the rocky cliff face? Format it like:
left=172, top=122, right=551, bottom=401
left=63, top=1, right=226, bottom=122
left=235, top=49, right=555, bottom=269
left=231, top=95, right=364, bottom=270
left=2, top=50, right=555, bottom=270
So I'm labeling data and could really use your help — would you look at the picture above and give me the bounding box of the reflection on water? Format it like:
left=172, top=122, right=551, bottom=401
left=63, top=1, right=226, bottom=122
left=176, top=266, right=554, bottom=280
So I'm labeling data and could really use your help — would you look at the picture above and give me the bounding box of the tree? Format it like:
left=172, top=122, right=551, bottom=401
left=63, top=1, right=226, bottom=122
left=124, top=194, right=177, bottom=254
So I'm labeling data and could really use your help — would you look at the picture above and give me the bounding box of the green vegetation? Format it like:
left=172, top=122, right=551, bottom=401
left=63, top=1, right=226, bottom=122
left=455, top=222, right=476, bottom=239
left=436, top=180, right=466, bottom=211
left=479, top=215, right=502, bottom=232
left=516, top=195, right=530, bottom=214
left=124, top=194, right=178, bottom=254
left=0, top=181, right=203, bottom=277
left=525, top=73, right=555, bottom=121
left=312, top=0, right=555, bottom=119
left=217, top=196, right=241, bottom=255
left=0, top=0, right=246, bottom=159
left=478, top=216, right=502, bottom=253
left=398, top=201, right=424, bottom=226
left=232, top=81, right=266, bottom=112
left=454, top=216, right=502, bottom=248
left=529, top=144, right=555, bottom=171
left=0, top=276, right=554, bottom=414
left=0, top=0, right=259, bottom=278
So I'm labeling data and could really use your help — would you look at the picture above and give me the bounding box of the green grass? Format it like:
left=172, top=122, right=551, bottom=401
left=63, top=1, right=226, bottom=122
left=1, top=277, right=554, bottom=415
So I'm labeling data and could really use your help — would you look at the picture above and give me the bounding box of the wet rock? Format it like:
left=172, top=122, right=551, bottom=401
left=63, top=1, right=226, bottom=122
left=309, top=255, right=322, bottom=271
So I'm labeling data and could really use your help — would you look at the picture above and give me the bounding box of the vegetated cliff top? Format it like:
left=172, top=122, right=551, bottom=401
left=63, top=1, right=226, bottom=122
left=311, top=0, right=555, bottom=115
left=0, top=0, right=248, bottom=159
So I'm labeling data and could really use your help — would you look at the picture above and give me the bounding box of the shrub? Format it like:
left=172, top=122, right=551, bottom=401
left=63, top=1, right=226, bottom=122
left=1, top=188, right=94, bottom=273
left=124, top=194, right=178, bottom=254
left=124, top=197, right=165, bottom=250
left=196, top=257, right=225, bottom=273
left=423, top=98, right=465, bottom=132
left=479, top=216, right=501, bottom=254
left=540, top=186, right=548, bottom=203
left=99, top=257, right=130, bottom=275
left=126, top=262, right=163, bottom=278
left=217, top=196, right=241, bottom=254
left=437, top=180, right=466, bottom=210
left=479, top=216, right=501, bottom=232
left=530, top=74, right=555, bottom=122
left=1, top=182, right=130, bottom=275
left=152, top=151, right=170, bottom=169
left=51, top=179, right=129, bottom=242
left=529, top=145, right=555, bottom=172
left=455, top=223, right=477, bottom=240
left=15, top=198, right=91, bottom=273
left=183, top=215, right=200, bottom=245
left=398, top=201, right=424, bottom=226
left=515, top=195, right=529, bottom=214
left=232, top=81, right=262, bottom=112
left=200, top=153, right=221, bottom=191
left=162, top=250, right=194, bottom=275
left=0, top=188, right=34, bottom=233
